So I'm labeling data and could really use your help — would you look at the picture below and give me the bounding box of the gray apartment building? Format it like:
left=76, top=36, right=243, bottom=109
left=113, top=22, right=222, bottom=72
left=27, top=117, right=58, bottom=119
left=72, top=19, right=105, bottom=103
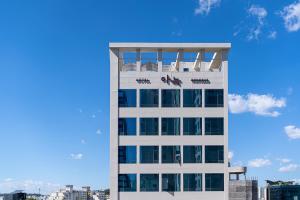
left=109, top=43, right=230, bottom=200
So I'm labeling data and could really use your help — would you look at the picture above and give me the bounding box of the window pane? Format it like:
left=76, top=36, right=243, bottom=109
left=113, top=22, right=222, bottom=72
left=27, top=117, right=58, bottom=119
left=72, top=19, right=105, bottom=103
left=118, top=174, right=137, bottom=192
left=162, top=118, right=180, bottom=135
left=205, top=146, right=224, bottom=163
left=205, top=89, right=224, bottom=107
left=162, top=89, right=180, bottom=107
left=140, top=146, right=159, bottom=164
left=162, top=146, right=181, bottom=163
left=183, top=118, right=202, bottom=135
left=183, top=89, right=202, bottom=107
left=205, top=118, right=224, bottom=135
left=119, top=89, right=136, bottom=107
left=140, top=89, right=159, bottom=107
left=162, top=174, right=181, bottom=192
left=118, top=118, right=136, bottom=136
left=140, top=174, right=159, bottom=192
left=205, top=174, right=224, bottom=191
left=140, top=118, right=158, bottom=135
left=183, top=146, right=202, bottom=163
left=184, top=174, right=202, bottom=191
left=118, top=146, right=136, bottom=164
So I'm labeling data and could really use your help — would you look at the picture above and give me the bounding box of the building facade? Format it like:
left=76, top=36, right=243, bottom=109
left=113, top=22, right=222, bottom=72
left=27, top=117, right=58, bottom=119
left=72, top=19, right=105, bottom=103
left=265, top=180, right=300, bottom=200
left=3, top=191, right=26, bottom=200
left=229, top=180, right=258, bottom=200
left=47, top=185, right=92, bottom=200
left=110, top=43, right=231, bottom=200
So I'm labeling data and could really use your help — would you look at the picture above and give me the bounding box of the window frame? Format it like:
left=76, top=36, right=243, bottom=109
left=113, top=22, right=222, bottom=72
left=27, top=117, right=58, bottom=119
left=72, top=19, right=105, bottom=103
left=118, top=89, right=137, bottom=107
left=140, top=89, right=159, bottom=107
left=183, top=89, right=202, bottom=107
left=140, top=146, right=159, bottom=164
left=205, top=89, right=224, bottom=107
left=161, top=89, right=181, bottom=107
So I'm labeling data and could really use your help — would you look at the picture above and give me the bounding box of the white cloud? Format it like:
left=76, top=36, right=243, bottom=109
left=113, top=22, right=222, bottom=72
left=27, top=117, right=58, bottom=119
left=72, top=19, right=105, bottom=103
left=4, top=178, right=13, bottom=182
left=96, top=129, right=102, bottom=135
left=70, top=153, right=83, bottom=160
left=228, top=151, right=234, bottom=160
left=248, top=5, right=267, bottom=19
left=171, top=30, right=183, bottom=37
left=287, top=87, right=293, bottom=95
left=279, top=164, right=299, bottom=172
left=247, top=5, right=268, bottom=40
left=281, top=1, right=300, bottom=32
left=0, top=179, right=60, bottom=194
left=248, top=158, right=271, bottom=168
left=268, top=31, right=277, bottom=39
left=195, top=0, right=221, bottom=15
left=284, top=125, right=300, bottom=139
left=277, top=158, right=291, bottom=164
left=229, top=93, right=286, bottom=117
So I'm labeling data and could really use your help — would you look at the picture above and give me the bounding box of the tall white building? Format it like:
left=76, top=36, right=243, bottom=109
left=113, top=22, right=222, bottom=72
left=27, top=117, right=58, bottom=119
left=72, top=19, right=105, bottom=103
left=110, top=43, right=231, bottom=200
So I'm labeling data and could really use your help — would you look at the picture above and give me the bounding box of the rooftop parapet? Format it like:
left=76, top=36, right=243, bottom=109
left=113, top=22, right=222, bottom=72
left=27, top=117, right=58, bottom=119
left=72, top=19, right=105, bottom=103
left=109, top=43, right=231, bottom=73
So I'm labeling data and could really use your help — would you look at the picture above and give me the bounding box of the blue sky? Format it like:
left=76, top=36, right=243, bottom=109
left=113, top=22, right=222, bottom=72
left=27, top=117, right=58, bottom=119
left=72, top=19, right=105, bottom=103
left=0, top=0, right=300, bottom=194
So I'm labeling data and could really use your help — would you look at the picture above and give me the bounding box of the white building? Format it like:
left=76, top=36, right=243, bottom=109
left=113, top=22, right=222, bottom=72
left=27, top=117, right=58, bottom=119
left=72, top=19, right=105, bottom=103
left=47, top=185, right=92, bottom=200
left=110, top=43, right=231, bottom=200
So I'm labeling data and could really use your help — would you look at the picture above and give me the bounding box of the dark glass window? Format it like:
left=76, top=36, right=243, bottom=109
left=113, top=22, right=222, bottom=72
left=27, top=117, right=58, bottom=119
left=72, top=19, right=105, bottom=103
left=140, top=146, right=159, bottom=164
left=205, top=174, right=224, bottom=191
left=162, top=174, right=181, bottom=192
left=183, top=146, right=202, bottom=163
left=140, top=174, right=159, bottom=192
left=118, top=89, right=136, bottom=107
left=162, top=118, right=180, bottom=135
left=118, top=174, right=137, bottom=192
left=140, top=118, right=159, bottom=136
left=184, top=174, right=202, bottom=191
left=205, top=146, right=224, bottom=163
left=162, top=146, right=181, bottom=164
left=118, top=146, right=136, bottom=164
left=205, top=118, right=224, bottom=135
left=205, top=89, right=224, bottom=107
left=140, top=89, right=159, bottom=107
left=161, top=89, right=180, bottom=107
left=183, top=118, right=202, bottom=135
left=183, top=89, right=202, bottom=107
left=118, top=118, right=136, bottom=136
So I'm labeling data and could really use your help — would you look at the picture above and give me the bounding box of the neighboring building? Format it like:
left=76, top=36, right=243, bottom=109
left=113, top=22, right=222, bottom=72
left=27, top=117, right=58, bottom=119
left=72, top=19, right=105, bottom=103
left=229, top=166, right=258, bottom=200
left=92, top=191, right=105, bottom=200
left=47, top=185, right=92, bottom=200
left=259, top=187, right=267, bottom=200
left=26, top=194, right=48, bottom=200
left=265, top=180, right=300, bottom=200
left=3, top=191, right=26, bottom=200
left=229, top=180, right=258, bottom=200
left=109, top=43, right=231, bottom=200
